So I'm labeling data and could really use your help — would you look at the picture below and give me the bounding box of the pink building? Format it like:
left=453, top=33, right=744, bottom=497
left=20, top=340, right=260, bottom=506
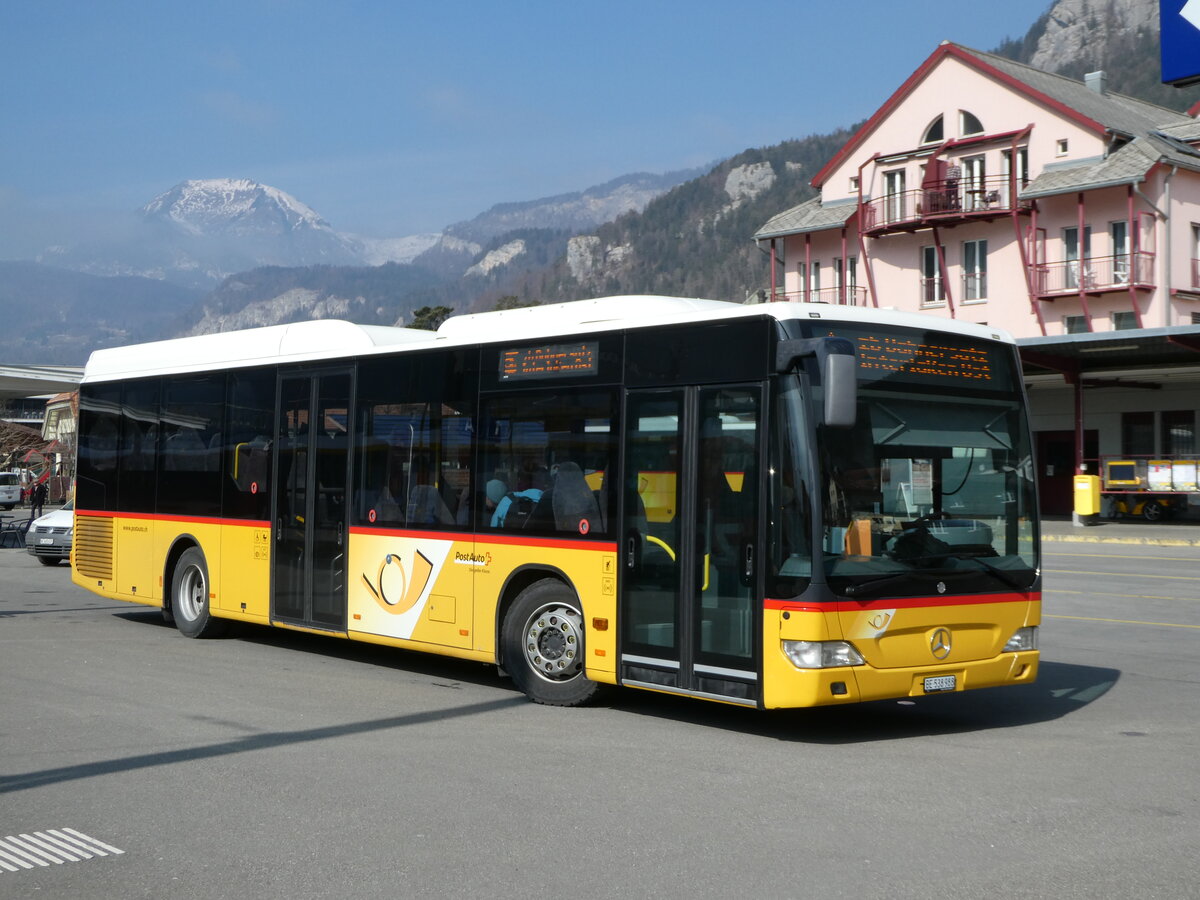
left=755, top=42, right=1200, bottom=335
left=755, top=43, right=1200, bottom=518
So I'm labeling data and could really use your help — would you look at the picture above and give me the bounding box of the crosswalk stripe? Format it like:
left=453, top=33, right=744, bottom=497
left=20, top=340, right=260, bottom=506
left=0, top=829, right=124, bottom=873
left=62, top=827, right=124, bottom=855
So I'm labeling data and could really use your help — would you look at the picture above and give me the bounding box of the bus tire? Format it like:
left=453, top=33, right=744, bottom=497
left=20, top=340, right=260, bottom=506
left=502, top=579, right=599, bottom=707
left=171, top=547, right=227, bottom=639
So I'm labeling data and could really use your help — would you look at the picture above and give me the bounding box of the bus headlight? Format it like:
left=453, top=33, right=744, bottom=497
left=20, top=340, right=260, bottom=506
left=782, top=640, right=865, bottom=669
left=1003, top=626, right=1038, bottom=652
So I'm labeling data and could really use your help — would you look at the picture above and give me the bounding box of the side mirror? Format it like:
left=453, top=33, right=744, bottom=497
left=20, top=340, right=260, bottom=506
left=822, top=351, right=857, bottom=428
left=775, top=337, right=858, bottom=429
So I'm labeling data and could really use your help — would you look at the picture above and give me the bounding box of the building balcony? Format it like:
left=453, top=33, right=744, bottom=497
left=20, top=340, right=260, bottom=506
left=861, top=175, right=1031, bottom=236
left=771, top=286, right=869, bottom=305
left=1032, top=252, right=1155, bottom=298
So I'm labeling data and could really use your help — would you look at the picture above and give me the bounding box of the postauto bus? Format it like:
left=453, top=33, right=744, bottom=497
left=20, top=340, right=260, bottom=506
left=72, top=296, right=1039, bottom=708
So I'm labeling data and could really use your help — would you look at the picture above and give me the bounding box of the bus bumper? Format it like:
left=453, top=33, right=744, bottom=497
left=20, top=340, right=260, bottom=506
left=762, top=650, right=1039, bottom=709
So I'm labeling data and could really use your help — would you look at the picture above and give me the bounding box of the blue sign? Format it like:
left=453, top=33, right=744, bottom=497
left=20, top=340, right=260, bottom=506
left=1162, top=0, right=1200, bottom=86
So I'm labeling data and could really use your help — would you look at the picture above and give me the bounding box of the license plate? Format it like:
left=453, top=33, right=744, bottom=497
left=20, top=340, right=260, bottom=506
left=924, top=675, right=956, bottom=693
left=39, top=538, right=54, bottom=545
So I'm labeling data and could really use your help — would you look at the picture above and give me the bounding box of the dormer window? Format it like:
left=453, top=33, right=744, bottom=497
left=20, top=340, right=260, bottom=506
left=922, top=115, right=944, bottom=145
left=960, top=110, right=984, bottom=136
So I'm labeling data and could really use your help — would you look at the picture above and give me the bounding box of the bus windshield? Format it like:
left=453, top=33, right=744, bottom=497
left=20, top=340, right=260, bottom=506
left=791, top=321, right=1038, bottom=598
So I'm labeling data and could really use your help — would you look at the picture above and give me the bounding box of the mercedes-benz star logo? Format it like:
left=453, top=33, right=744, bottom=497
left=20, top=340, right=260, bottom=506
left=930, top=627, right=952, bottom=660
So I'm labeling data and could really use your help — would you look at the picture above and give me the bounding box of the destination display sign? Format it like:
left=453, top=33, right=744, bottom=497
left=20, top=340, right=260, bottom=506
left=500, top=341, right=599, bottom=381
left=852, top=332, right=995, bottom=383
left=811, top=325, right=1011, bottom=392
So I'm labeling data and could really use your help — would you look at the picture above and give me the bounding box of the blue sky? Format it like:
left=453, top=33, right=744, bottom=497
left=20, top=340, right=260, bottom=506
left=1, top=0, right=1056, bottom=249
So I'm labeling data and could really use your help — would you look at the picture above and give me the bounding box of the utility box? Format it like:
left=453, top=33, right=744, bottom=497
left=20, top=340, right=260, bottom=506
left=1074, top=474, right=1101, bottom=523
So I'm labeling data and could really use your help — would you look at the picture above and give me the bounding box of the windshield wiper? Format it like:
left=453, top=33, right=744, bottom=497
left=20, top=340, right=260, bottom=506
left=951, top=554, right=1031, bottom=593
left=841, top=572, right=917, bottom=598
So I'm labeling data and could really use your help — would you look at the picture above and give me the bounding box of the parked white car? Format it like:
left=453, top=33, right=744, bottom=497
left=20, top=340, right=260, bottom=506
left=0, top=471, right=21, bottom=510
left=25, top=500, right=73, bottom=566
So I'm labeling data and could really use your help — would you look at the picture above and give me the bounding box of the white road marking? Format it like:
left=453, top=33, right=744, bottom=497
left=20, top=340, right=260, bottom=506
left=0, top=829, right=124, bottom=874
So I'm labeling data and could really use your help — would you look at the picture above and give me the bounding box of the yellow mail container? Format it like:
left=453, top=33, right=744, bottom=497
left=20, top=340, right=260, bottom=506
left=1074, top=474, right=1101, bottom=517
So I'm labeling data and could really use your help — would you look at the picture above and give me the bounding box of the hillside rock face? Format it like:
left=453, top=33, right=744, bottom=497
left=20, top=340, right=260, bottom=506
left=1029, top=0, right=1157, bottom=72
left=465, top=240, right=527, bottom=277
left=724, top=162, right=777, bottom=205
left=188, top=287, right=372, bottom=335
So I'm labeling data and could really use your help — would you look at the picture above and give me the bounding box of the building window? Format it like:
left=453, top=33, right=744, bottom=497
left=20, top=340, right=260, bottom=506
left=920, top=246, right=944, bottom=305
left=810, top=261, right=821, bottom=296
left=849, top=175, right=859, bottom=192
left=1192, top=224, right=1200, bottom=289
left=833, top=257, right=858, bottom=304
left=1064, top=315, right=1089, bottom=334
left=1122, top=411, right=1154, bottom=456
left=1111, top=220, right=1129, bottom=283
left=1112, top=311, right=1137, bottom=330
left=1162, top=411, right=1196, bottom=456
left=963, top=239, right=987, bottom=300
left=1064, top=225, right=1092, bottom=289
left=1002, top=147, right=1029, bottom=185
left=1056, top=139, right=1069, bottom=156
left=960, top=110, right=984, bottom=136
left=922, top=115, right=944, bottom=144
left=884, top=169, right=906, bottom=223
left=962, top=155, right=986, bottom=210
left=1192, top=312, right=1200, bottom=324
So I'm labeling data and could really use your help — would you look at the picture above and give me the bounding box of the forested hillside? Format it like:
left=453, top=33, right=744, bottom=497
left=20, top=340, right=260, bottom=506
left=516, top=129, right=857, bottom=306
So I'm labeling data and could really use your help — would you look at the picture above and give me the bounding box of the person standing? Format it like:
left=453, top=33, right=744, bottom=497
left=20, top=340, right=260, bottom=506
left=31, top=480, right=47, bottom=518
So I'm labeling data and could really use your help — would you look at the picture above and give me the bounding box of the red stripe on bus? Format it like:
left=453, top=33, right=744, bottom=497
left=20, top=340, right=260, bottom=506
left=348, top=525, right=617, bottom=552
left=765, top=591, right=1038, bottom=612
left=75, top=510, right=270, bottom=528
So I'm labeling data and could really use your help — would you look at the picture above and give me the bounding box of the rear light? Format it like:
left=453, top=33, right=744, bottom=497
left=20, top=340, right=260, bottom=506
left=782, top=640, right=865, bottom=669
left=1003, top=626, right=1038, bottom=652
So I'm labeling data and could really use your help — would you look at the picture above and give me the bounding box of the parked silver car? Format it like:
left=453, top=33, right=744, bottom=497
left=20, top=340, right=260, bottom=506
left=25, top=500, right=73, bottom=566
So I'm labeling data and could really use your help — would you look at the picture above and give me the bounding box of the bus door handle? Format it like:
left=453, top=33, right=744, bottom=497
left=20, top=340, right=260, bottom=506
left=626, top=530, right=641, bottom=570
left=742, top=541, right=755, bottom=585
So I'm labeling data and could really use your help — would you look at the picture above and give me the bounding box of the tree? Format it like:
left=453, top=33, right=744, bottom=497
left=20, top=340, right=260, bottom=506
left=408, top=305, right=453, bottom=330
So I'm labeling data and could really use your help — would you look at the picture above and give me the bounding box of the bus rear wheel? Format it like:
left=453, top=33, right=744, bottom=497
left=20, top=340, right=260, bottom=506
left=171, top=547, right=227, bottom=639
left=503, top=580, right=599, bottom=707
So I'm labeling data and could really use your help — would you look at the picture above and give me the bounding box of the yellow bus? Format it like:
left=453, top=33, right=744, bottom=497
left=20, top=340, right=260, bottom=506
left=73, top=296, right=1039, bottom=708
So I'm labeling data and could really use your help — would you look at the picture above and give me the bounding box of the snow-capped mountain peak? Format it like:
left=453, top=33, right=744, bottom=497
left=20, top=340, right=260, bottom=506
left=141, top=178, right=331, bottom=237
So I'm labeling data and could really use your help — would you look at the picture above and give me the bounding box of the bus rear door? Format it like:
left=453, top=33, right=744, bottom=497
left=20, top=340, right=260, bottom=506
left=272, top=369, right=353, bottom=631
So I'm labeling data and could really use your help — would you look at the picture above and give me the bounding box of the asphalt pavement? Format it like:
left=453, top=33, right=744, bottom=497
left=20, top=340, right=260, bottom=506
left=1041, top=513, right=1200, bottom=546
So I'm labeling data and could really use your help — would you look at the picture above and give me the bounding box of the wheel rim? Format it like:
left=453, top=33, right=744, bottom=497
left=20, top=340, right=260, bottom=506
left=522, top=602, right=584, bottom=683
left=177, top=564, right=206, bottom=622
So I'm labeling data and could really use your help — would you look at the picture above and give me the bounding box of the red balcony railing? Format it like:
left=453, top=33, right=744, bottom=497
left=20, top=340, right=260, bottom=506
left=770, top=286, right=869, bottom=305
left=861, top=175, right=1030, bottom=234
left=1031, top=251, right=1155, bottom=296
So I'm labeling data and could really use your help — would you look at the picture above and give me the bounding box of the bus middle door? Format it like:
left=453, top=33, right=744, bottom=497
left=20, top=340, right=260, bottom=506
left=620, top=385, right=762, bottom=706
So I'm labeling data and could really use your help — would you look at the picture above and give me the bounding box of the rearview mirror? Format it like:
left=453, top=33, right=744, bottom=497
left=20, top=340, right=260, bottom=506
left=775, top=336, right=858, bottom=429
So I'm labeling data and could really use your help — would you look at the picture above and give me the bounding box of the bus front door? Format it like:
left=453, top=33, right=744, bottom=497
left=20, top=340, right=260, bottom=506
left=272, top=369, right=352, bottom=631
left=620, top=385, right=762, bottom=706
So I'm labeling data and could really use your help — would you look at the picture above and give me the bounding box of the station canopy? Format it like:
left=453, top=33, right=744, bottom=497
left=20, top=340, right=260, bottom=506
left=1019, top=326, right=1200, bottom=388
left=0, top=365, right=83, bottom=401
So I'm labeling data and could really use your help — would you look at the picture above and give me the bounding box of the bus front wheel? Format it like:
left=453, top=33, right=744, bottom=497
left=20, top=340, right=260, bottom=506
left=171, top=547, right=227, bottom=639
left=503, top=580, right=599, bottom=707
